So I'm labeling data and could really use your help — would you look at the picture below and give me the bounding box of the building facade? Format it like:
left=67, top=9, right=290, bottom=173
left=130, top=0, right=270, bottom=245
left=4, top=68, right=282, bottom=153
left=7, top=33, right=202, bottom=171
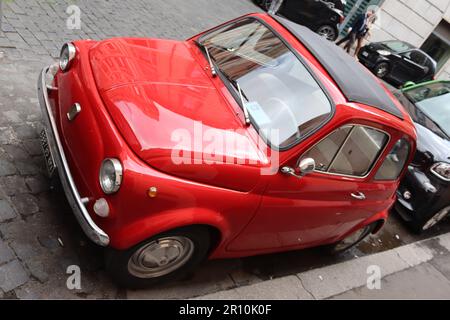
left=344, top=0, right=450, bottom=79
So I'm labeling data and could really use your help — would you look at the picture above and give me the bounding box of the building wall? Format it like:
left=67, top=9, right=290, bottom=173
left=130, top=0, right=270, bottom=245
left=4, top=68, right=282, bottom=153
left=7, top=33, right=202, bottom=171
left=370, top=0, right=450, bottom=79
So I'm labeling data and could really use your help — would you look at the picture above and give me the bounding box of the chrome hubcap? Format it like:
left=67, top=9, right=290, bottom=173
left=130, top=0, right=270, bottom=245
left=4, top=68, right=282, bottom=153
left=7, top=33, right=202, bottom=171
left=376, top=65, right=388, bottom=77
left=334, top=226, right=370, bottom=251
left=128, top=236, right=194, bottom=278
left=317, top=26, right=336, bottom=41
left=423, top=208, right=449, bottom=231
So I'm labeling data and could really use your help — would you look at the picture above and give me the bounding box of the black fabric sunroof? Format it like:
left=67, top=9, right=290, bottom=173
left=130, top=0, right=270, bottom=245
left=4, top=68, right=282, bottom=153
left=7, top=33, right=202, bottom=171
left=272, top=15, right=404, bottom=120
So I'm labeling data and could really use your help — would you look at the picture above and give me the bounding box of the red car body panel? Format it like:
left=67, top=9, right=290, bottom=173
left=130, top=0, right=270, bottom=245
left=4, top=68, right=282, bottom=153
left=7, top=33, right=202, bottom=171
left=47, top=13, right=417, bottom=259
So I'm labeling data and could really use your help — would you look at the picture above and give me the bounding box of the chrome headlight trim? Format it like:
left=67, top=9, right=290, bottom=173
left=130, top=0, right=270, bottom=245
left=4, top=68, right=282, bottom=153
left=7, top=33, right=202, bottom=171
left=59, top=43, right=77, bottom=71
left=99, top=158, right=123, bottom=194
left=430, top=162, right=450, bottom=182
left=377, top=50, right=391, bottom=56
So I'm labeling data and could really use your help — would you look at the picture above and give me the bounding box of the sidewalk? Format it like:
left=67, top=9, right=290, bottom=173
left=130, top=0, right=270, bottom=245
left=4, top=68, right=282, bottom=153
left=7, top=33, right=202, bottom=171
left=196, top=233, right=450, bottom=300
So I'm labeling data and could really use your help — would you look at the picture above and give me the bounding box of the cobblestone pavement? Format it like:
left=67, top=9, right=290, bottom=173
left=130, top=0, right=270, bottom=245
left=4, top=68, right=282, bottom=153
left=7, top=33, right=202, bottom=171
left=0, top=0, right=449, bottom=299
left=0, top=0, right=261, bottom=60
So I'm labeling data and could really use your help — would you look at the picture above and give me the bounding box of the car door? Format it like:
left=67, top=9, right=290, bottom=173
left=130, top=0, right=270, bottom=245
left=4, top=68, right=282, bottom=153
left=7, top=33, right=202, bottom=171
left=394, top=50, right=428, bottom=84
left=228, top=124, right=393, bottom=251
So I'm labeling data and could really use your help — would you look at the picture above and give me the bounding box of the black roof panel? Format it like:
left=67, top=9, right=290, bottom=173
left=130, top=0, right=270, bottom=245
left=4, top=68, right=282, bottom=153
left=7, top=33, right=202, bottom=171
left=273, top=15, right=404, bottom=120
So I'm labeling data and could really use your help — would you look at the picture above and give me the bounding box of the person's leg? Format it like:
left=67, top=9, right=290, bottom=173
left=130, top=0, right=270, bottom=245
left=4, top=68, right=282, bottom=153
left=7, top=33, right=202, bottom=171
left=336, top=33, right=351, bottom=46
left=354, top=36, right=364, bottom=57
left=345, top=32, right=356, bottom=53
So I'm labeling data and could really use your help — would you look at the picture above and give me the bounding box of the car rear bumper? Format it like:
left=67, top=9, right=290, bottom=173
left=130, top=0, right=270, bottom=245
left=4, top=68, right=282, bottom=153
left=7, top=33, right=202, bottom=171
left=37, top=66, right=110, bottom=247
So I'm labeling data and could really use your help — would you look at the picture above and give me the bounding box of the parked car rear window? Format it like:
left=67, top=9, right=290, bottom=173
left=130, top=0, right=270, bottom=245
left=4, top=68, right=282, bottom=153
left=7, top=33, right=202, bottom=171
left=200, top=18, right=333, bottom=149
left=375, top=139, right=411, bottom=180
left=302, top=125, right=389, bottom=177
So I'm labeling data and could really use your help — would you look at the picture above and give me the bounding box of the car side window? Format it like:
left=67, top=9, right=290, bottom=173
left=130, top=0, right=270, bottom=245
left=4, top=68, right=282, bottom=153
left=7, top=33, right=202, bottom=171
left=301, top=125, right=389, bottom=177
left=301, top=126, right=352, bottom=172
left=375, top=138, right=411, bottom=181
left=403, top=50, right=426, bottom=66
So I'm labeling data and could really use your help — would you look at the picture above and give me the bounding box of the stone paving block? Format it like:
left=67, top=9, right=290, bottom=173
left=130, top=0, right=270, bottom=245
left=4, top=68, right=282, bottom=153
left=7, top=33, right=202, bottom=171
left=25, top=176, right=50, bottom=194
left=1, top=144, right=29, bottom=161
left=0, top=260, right=29, bottom=292
left=0, top=175, right=29, bottom=195
left=0, top=199, right=16, bottom=222
left=0, top=158, right=17, bottom=176
left=0, top=127, right=18, bottom=144
left=11, top=194, right=39, bottom=216
left=395, top=243, right=434, bottom=266
left=429, top=253, right=450, bottom=281
left=0, top=239, right=15, bottom=265
left=331, top=263, right=450, bottom=299
left=297, top=249, right=410, bottom=300
left=438, top=233, right=450, bottom=252
left=15, top=160, right=39, bottom=175
left=22, top=139, right=42, bottom=156
left=234, top=276, right=313, bottom=300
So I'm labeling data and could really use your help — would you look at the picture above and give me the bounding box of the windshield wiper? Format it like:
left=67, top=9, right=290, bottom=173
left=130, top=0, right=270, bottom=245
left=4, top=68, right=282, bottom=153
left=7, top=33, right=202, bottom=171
left=202, top=44, right=217, bottom=78
left=237, top=82, right=251, bottom=126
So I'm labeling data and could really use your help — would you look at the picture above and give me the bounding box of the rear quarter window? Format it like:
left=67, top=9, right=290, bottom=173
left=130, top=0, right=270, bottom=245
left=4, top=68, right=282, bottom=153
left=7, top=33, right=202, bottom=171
left=375, top=138, right=411, bottom=181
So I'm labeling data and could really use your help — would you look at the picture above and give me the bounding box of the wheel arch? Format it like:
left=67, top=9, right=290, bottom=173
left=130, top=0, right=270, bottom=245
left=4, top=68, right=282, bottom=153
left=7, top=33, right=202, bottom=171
left=109, top=208, right=228, bottom=251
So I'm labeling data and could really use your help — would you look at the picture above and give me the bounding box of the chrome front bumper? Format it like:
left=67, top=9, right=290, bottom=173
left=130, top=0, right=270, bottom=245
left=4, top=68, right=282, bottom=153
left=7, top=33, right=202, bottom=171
left=37, top=67, right=110, bottom=246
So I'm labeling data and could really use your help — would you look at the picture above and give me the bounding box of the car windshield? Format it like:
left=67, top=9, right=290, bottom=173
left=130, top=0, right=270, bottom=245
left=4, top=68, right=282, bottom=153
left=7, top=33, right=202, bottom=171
left=381, top=40, right=413, bottom=53
left=405, top=82, right=450, bottom=138
left=199, top=18, right=333, bottom=149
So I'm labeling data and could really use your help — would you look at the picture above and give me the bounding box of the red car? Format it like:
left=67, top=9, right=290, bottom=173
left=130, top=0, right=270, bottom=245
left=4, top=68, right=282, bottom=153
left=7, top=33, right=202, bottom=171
left=38, top=13, right=416, bottom=288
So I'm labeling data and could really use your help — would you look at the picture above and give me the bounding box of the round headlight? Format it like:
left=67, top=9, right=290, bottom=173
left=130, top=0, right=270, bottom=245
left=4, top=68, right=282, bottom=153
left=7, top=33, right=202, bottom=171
left=59, top=43, right=77, bottom=71
left=377, top=50, right=391, bottom=56
left=99, top=158, right=123, bottom=194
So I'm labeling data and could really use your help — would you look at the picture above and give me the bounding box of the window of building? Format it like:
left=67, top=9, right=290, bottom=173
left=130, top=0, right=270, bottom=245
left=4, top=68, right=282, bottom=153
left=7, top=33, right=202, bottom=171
left=421, top=20, right=450, bottom=72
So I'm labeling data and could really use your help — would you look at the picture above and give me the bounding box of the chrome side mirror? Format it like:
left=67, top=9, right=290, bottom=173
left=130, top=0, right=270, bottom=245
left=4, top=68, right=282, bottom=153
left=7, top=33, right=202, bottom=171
left=281, top=158, right=316, bottom=179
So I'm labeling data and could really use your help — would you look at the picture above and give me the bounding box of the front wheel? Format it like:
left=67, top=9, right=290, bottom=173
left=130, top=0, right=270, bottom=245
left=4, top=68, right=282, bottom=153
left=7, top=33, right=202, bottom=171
left=316, top=25, right=338, bottom=41
left=328, top=223, right=376, bottom=254
left=105, top=226, right=211, bottom=289
left=373, top=62, right=390, bottom=79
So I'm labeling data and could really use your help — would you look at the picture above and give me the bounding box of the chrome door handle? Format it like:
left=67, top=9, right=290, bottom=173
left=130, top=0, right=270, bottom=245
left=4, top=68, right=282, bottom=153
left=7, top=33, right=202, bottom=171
left=351, top=192, right=366, bottom=200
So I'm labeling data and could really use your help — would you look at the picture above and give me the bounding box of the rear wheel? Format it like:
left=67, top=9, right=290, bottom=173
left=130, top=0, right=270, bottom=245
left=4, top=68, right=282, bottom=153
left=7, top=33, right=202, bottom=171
left=105, top=226, right=211, bottom=289
left=316, top=25, right=338, bottom=41
left=374, top=62, right=390, bottom=79
left=328, top=223, right=376, bottom=254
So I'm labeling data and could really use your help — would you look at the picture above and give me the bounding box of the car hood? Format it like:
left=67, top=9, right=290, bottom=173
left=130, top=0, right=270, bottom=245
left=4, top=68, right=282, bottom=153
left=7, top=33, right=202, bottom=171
left=89, top=38, right=268, bottom=191
left=415, top=122, right=450, bottom=164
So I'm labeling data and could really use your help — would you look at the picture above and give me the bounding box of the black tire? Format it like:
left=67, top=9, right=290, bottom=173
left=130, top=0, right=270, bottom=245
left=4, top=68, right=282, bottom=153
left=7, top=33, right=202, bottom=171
left=316, top=24, right=338, bottom=41
left=373, top=62, right=390, bottom=79
left=327, top=223, right=377, bottom=254
left=105, top=226, right=211, bottom=289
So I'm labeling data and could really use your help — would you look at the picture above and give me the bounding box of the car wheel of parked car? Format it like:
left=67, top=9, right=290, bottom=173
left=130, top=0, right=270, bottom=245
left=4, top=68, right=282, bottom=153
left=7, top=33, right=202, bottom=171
left=105, top=226, right=211, bottom=289
left=328, top=223, right=376, bottom=254
left=374, top=62, right=390, bottom=79
left=316, top=25, right=338, bottom=41
left=408, top=207, right=450, bottom=234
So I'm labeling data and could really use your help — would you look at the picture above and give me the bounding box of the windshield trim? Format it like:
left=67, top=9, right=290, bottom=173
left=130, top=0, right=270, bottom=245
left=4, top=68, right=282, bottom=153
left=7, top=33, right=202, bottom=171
left=403, top=89, right=450, bottom=139
left=197, top=16, right=336, bottom=152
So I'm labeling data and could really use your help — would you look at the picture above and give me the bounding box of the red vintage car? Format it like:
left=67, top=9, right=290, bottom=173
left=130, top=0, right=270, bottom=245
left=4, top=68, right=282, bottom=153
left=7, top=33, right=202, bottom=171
left=38, top=13, right=416, bottom=288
